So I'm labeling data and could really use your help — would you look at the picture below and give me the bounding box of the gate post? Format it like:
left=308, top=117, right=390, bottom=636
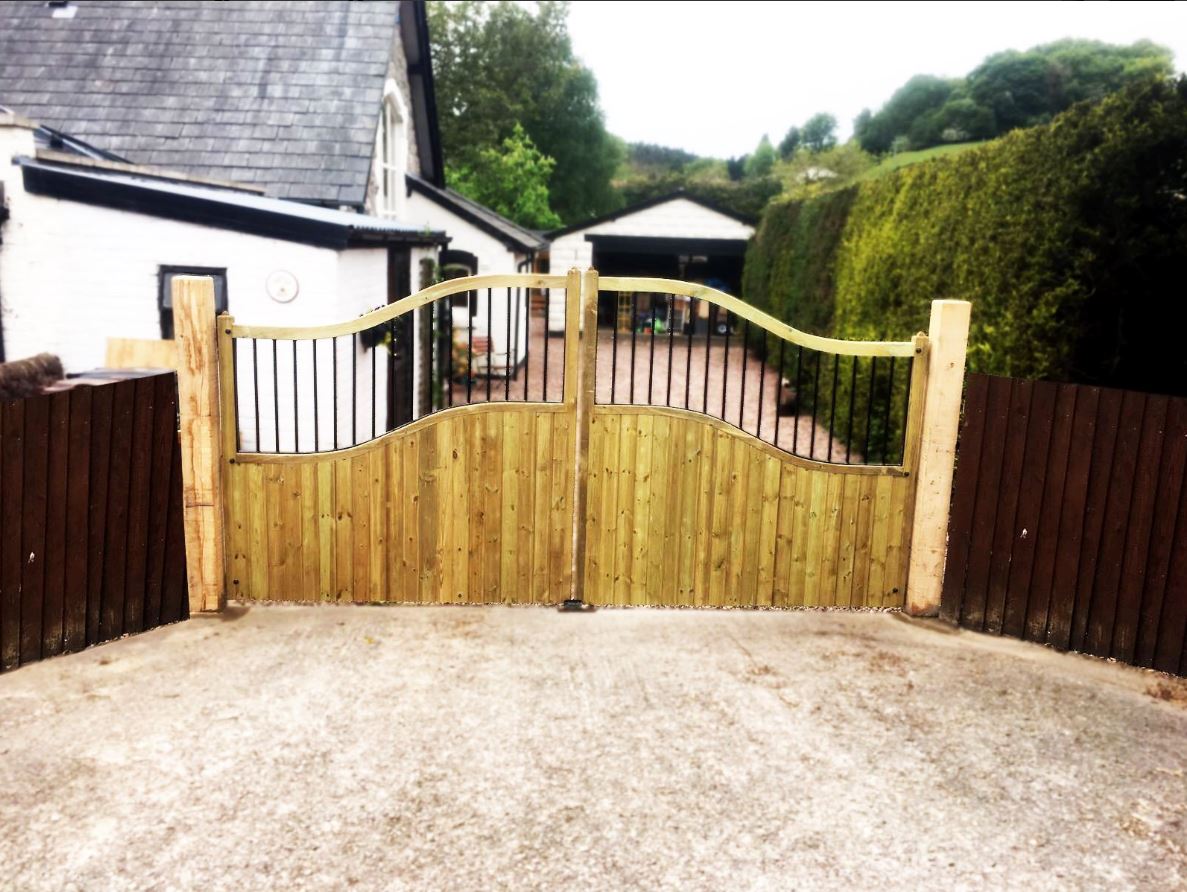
left=567, top=267, right=599, bottom=608
left=906, top=299, right=971, bottom=616
left=172, top=276, right=226, bottom=613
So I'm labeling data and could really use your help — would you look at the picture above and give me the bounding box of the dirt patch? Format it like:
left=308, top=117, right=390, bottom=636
left=1, top=607, right=1185, bottom=891
left=1147, top=677, right=1187, bottom=707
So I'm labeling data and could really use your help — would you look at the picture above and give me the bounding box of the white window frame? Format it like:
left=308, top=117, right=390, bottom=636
left=378, top=81, right=409, bottom=218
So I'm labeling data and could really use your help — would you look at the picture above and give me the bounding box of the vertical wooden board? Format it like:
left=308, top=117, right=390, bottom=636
left=500, top=412, right=522, bottom=601
left=242, top=464, right=266, bottom=599
left=122, top=378, right=156, bottom=635
left=224, top=462, right=247, bottom=603
left=1047, top=387, right=1100, bottom=650
left=706, top=428, right=733, bottom=605
left=851, top=476, right=877, bottom=606
left=479, top=413, right=502, bottom=602
left=771, top=462, right=795, bottom=607
left=285, top=464, right=309, bottom=600
left=939, top=374, right=991, bottom=623
left=1, top=400, right=24, bottom=669
left=675, top=419, right=700, bottom=604
left=880, top=478, right=910, bottom=608
left=99, top=381, right=135, bottom=642
left=982, top=379, right=1033, bottom=632
left=863, top=476, right=894, bottom=607
left=957, top=376, right=1012, bottom=631
left=84, top=385, right=113, bottom=644
left=529, top=412, right=552, bottom=603
left=1106, top=391, right=1163, bottom=665
left=801, top=471, right=828, bottom=607
left=159, top=440, right=189, bottom=624
left=629, top=415, right=654, bottom=605
left=722, top=439, right=748, bottom=607
left=299, top=463, right=321, bottom=601
left=1153, top=447, right=1187, bottom=674
left=63, top=387, right=93, bottom=652
left=514, top=412, right=536, bottom=604
left=369, top=448, right=387, bottom=601
left=645, top=415, right=674, bottom=603
left=141, top=377, right=175, bottom=627
left=736, top=443, right=765, bottom=607
left=753, top=459, right=781, bottom=608
left=350, top=452, right=373, bottom=602
left=416, top=424, right=442, bottom=603
left=332, top=456, right=354, bottom=602
left=582, top=412, right=604, bottom=601
left=595, top=414, right=621, bottom=606
left=317, top=460, right=336, bottom=600
left=612, top=415, right=638, bottom=606
left=998, top=381, right=1056, bottom=638
left=549, top=411, right=573, bottom=602
left=41, top=392, right=71, bottom=656
left=661, top=419, right=686, bottom=606
left=1024, top=384, right=1076, bottom=641
left=401, top=432, right=423, bottom=602
left=833, top=474, right=862, bottom=607
left=1137, top=398, right=1187, bottom=669
left=1071, top=388, right=1129, bottom=656
left=785, top=467, right=813, bottom=606
left=817, top=473, right=845, bottom=608
left=691, top=423, right=716, bottom=606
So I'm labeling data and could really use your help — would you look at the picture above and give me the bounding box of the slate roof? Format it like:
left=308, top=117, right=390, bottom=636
left=0, top=0, right=405, bottom=207
left=406, top=174, right=546, bottom=253
left=18, top=156, right=448, bottom=250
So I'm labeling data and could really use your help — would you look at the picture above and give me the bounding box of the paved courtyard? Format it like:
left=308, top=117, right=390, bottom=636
left=1, top=606, right=1184, bottom=890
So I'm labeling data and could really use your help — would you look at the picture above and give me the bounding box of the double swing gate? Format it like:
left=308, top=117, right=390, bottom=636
left=218, top=270, right=928, bottom=607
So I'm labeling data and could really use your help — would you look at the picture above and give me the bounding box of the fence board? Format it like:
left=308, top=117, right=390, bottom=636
left=944, top=374, right=1187, bottom=676
left=0, top=374, right=188, bottom=673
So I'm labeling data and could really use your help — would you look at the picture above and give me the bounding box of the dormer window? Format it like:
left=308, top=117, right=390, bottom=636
left=378, top=84, right=408, bottom=218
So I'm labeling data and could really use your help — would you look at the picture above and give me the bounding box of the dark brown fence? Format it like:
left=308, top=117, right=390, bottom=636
left=0, top=372, right=188, bottom=673
left=941, top=373, right=1187, bottom=676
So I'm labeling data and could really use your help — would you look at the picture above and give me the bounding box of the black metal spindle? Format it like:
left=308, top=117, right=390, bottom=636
left=665, top=294, right=675, bottom=407
left=407, top=317, right=415, bottom=425
left=232, top=337, right=242, bottom=453
left=506, top=287, right=514, bottom=401
left=252, top=339, right=260, bottom=453
left=388, top=318, right=396, bottom=429
left=467, top=290, right=474, bottom=404
left=863, top=356, right=878, bottom=460
left=756, top=331, right=765, bottom=440
left=522, top=289, right=530, bottom=402
left=351, top=332, right=357, bottom=446
left=647, top=295, right=658, bottom=405
left=684, top=298, right=695, bottom=410
left=610, top=293, right=619, bottom=404
left=739, top=320, right=749, bottom=429
left=445, top=302, right=454, bottom=409
left=703, top=305, right=713, bottom=414
left=880, top=356, right=896, bottom=464
left=629, top=292, right=639, bottom=404
left=792, top=345, right=804, bottom=456
left=486, top=289, right=493, bottom=403
left=542, top=288, right=549, bottom=402
left=312, top=339, right=319, bottom=452
left=827, top=353, right=840, bottom=462
left=774, top=338, right=786, bottom=447
left=293, top=340, right=300, bottom=453
left=272, top=339, right=280, bottom=453
left=898, top=357, right=914, bottom=464
left=845, top=355, right=858, bottom=464
left=721, top=312, right=730, bottom=420
left=809, top=351, right=821, bottom=460
left=332, top=336, right=339, bottom=449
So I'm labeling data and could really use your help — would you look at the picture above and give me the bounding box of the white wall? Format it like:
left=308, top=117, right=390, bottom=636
left=548, top=197, right=755, bottom=332
left=405, top=188, right=532, bottom=372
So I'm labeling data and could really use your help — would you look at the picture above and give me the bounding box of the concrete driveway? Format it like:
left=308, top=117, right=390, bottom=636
left=1, top=606, right=1184, bottom=891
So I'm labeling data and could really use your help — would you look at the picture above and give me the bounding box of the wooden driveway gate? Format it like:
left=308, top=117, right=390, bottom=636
left=217, top=271, right=930, bottom=607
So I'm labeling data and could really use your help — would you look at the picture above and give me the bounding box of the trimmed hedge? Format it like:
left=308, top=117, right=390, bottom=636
left=744, top=76, right=1187, bottom=398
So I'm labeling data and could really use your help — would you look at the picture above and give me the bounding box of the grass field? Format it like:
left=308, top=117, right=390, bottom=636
left=853, top=141, right=985, bottom=181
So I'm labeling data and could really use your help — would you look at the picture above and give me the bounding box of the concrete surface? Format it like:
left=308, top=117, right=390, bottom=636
left=1, top=606, right=1185, bottom=891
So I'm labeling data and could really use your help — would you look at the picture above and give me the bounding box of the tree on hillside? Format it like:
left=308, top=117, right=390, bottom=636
left=778, top=125, right=801, bottom=159
left=745, top=134, right=777, bottom=177
left=447, top=123, right=562, bottom=229
left=854, top=38, right=1174, bottom=154
left=427, top=0, right=622, bottom=223
left=801, top=113, right=838, bottom=152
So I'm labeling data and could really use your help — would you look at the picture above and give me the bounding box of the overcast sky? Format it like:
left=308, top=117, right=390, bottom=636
left=566, top=1, right=1187, bottom=158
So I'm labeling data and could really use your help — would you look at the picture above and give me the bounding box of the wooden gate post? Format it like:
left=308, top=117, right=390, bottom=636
left=906, top=299, right=971, bottom=616
left=569, top=267, right=599, bottom=605
left=172, top=276, right=226, bottom=613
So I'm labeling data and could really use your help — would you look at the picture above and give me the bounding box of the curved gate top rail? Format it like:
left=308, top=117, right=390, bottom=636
left=598, top=276, right=916, bottom=358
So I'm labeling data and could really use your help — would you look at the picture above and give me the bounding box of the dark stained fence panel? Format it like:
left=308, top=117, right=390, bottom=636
left=942, top=374, right=1187, bottom=676
left=0, top=373, right=188, bottom=673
